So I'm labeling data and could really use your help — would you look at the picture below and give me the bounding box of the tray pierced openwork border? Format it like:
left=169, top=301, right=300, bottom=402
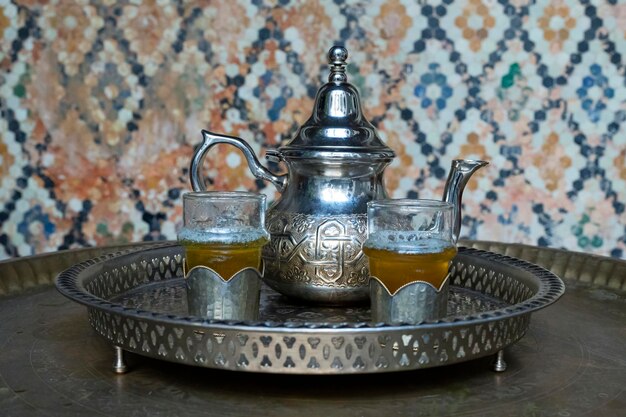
left=56, top=244, right=564, bottom=374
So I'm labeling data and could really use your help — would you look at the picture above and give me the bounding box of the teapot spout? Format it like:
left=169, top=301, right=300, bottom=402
left=442, top=159, right=489, bottom=242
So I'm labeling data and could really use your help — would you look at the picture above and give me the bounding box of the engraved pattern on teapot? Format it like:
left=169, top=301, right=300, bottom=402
left=263, top=212, right=368, bottom=288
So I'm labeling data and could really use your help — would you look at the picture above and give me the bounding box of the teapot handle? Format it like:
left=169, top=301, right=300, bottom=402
left=190, top=130, right=286, bottom=193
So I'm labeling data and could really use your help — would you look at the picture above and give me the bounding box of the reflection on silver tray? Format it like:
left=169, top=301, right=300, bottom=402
left=56, top=243, right=564, bottom=374
left=111, top=280, right=505, bottom=324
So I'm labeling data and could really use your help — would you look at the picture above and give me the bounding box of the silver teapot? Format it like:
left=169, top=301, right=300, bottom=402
left=190, top=46, right=487, bottom=304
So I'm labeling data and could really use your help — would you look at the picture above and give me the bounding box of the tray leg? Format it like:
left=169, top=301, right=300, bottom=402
left=113, top=346, right=128, bottom=374
left=493, top=349, right=507, bottom=372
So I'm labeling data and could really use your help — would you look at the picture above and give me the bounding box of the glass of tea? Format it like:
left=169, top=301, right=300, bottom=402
left=363, top=199, right=456, bottom=294
left=178, top=191, right=269, bottom=279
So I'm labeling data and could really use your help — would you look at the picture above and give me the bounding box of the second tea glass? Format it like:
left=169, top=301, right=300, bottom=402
left=364, top=199, right=456, bottom=324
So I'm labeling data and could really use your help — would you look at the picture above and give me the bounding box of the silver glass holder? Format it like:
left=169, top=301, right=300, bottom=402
left=369, top=275, right=449, bottom=325
left=186, top=266, right=262, bottom=321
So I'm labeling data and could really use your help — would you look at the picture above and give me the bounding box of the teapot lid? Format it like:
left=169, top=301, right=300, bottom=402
left=278, top=46, right=395, bottom=161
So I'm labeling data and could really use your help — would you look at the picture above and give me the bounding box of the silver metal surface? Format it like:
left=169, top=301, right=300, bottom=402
left=189, top=45, right=485, bottom=303
left=186, top=267, right=262, bottom=321
left=262, top=212, right=369, bottom=303
left=1, top=242, right=624, bottom=416
left=191, top=130, right=287, bottom=193
left=113, top=345, right=128, bottom=374
left=443, top=160, right=489, bottom=242
left=369, top=277, right=449, bottom=325
left=493, top=349, right=507, bottom=373
left=55, top=244, right=564, bottom=374
left=278, top=46, right=393, bottom=157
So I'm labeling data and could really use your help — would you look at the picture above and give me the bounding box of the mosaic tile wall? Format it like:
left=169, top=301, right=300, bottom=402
left=0, top=0, right=625, bottom=260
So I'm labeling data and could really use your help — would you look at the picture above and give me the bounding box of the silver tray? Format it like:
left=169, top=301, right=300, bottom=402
left=55, top=243, right=564, bottom=374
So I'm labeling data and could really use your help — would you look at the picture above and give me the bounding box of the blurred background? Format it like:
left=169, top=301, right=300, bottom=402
left=0, top=0, right=624, bottom=260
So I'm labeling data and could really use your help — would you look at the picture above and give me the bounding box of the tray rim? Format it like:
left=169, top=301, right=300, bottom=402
left=55, top=243, right=565, bottom=333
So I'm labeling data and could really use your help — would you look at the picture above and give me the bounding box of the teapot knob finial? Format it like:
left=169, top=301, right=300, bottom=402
left=328, top=46, right=348, bottom=83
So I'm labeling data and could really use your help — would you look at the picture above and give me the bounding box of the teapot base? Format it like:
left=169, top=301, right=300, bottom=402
left=262, top=274, right=370, bottom=305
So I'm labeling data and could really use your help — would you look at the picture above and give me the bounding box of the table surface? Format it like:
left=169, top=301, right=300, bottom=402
left=0, top=241, right=624, bottom=417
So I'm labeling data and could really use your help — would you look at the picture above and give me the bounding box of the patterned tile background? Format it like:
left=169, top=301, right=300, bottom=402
left=0, top=0, right=625, bottom=260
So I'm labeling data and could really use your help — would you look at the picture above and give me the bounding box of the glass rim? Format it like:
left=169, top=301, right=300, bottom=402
left=183, top=191, right=266, bottom=202
left=367, top=198, right=453, bottom=211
